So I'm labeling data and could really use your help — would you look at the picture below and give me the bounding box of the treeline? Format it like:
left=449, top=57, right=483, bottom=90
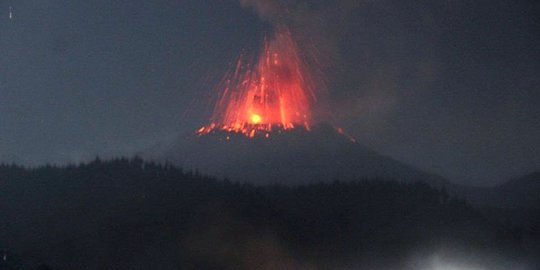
left=0, top=158, right=537, bottom=269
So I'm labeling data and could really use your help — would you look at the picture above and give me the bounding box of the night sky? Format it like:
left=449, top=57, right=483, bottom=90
left=1, top=0, right=539, bottom=186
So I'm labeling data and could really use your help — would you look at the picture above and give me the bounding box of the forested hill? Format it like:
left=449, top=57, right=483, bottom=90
left=0, top=158, right=537, bottom=270
left=451, top=172, right=540, bottom=208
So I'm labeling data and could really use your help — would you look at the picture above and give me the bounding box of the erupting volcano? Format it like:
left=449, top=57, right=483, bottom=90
left=149, top=27, right=446, bottom=186
left=197, top=26, right=317, bottom=138
left=151, top=24, right=446, bottom=185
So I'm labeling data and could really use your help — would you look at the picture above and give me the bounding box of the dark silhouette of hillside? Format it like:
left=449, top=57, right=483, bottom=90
left=144, top=124, right=540, bottom=210
left=451, top=172, right=540, bottom=208
left=148, top=124, right=448, bottom=186
left=0, top=158, right=538, bottom=270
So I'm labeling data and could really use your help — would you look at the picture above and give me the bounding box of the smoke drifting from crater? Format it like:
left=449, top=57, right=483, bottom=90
left=238, top=0, right=367, bottom=125
left=239, top=0, right=284, bottom=22
left=238, top=0, right=363, bottom=63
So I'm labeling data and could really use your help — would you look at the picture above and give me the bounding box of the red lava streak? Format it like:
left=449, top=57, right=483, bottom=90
left=197, top=27, right=317, bottom=138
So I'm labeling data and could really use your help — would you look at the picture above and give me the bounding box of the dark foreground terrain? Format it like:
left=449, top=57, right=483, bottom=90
left=0, top=158, right=539, bottom=269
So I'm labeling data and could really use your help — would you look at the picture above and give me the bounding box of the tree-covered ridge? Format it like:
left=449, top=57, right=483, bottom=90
left=0, top=158, right=537, bottom=270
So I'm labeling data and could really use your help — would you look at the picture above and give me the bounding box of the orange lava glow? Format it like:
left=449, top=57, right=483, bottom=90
left=197, top=26, right=317, bottom=138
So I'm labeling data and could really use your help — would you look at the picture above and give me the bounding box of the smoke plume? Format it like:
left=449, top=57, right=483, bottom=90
left=238, top=0, right=366, bottom=124
left=239, top=0, right=285, bottom=22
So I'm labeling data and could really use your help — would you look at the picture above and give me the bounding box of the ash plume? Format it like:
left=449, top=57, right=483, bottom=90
left=239, top=0, right=285, bottom=22
left=238, top=0, right=366, bottom=124
left=238, top=0, right=441, bottom=141
left=238, top=0, right=363, bottom=62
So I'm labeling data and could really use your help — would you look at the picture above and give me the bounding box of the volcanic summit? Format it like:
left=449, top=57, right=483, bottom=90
left=197, top=26, right=316, bottom=138
left=149, top=26, right=446, bottom=186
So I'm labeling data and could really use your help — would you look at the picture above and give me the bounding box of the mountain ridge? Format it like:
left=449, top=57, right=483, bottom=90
left=147, top=124, right=448, bottom=187
left=143, top=124, right=539, bottom=208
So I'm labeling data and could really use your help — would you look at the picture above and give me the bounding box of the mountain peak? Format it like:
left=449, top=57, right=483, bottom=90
left=147, top=124, right=446, bottom=186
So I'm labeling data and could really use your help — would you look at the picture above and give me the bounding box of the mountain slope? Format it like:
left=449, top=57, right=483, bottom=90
left=454, top=172, right=540, bottom=208
left=149, top=124, right=447, bottom=186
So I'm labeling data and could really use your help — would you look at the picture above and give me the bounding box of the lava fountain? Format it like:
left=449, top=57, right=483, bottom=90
left=197, top=26, right=318, bottom=138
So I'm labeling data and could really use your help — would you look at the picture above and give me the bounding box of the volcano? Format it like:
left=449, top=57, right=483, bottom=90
left=150, top=124, right=447, bottom=186
left=149, top=27, right=447, bottom=186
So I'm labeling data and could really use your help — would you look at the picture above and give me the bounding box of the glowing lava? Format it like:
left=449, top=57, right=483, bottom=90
left=250, top=114, right=262, bottom=124
left=197, top=26, right=317, bottom=138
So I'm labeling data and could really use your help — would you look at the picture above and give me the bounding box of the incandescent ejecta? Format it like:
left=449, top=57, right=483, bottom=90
left=197, top=26, right=319, bottom=138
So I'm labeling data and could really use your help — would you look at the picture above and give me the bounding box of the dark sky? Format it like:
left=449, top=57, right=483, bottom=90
left=1, top=0, right=539, bottom=186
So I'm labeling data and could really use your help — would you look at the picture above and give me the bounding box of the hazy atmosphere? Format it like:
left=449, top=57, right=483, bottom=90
left=1, top=0, right=539, bottom=186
